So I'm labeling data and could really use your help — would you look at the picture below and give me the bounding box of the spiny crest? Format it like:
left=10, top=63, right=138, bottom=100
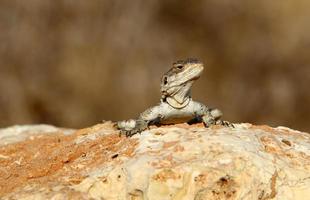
left=173, top=58, right=201, bottom=66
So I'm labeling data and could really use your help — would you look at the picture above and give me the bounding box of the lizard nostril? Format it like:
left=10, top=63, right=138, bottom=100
left=163, top=77, right=168, bottom=85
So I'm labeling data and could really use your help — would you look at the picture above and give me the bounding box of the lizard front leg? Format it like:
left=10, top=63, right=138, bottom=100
left=193, top=101, right=234, bottom=128
left=116, top=104, right=163, bottom=137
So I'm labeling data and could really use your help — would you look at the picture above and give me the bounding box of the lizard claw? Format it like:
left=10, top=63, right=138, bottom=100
left=118, top=129, right=140, bottom=137
left=216, top=120, right=234, bottom=128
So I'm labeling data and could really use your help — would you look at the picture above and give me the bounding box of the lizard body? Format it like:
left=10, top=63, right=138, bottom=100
left=116, top=58, right=232, bottom=136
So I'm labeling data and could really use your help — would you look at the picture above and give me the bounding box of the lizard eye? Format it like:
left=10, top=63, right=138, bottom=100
left=176, top=65, right=183, bottom=70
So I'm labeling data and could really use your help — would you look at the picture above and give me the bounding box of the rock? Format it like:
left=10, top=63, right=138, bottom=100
left=0, top=124, right=75, bottom=146
left=0, top=122, right=309, bottom=199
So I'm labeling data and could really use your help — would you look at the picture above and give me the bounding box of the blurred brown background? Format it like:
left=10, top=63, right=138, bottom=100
left=0, top=0, right=309, bottom=131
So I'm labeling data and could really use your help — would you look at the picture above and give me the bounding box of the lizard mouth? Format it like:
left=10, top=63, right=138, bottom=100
left=183, top=75, right=200, bottom=84
left=189, top=76, right=200, bottom=81
left=163, top=77, right=198, bottom=94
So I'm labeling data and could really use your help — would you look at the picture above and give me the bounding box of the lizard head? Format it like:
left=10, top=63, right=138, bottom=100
left=161, top=58, right=204, bottom=108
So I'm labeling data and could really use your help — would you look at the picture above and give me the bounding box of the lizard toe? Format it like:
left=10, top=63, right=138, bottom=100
left=217, top=120, right=234, bottom=128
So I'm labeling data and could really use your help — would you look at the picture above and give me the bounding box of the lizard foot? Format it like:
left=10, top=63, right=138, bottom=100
left=216, top=120, right=234, bottom=128
left=202, top=115, right=234, bottom=128
left=115, top=119, right=148, bottom=137
left=118, top=128, right=142, bottom=137
left=202, top=115, right=216, bottom=127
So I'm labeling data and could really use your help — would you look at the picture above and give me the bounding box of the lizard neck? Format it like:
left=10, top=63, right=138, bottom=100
left=165, top=96, right=191, bottom=109
left=162, top=83, right=192, bottom=109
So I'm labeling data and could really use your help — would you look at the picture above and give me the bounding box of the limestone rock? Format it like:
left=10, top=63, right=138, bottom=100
left=0, top=122, right=309, bottom=199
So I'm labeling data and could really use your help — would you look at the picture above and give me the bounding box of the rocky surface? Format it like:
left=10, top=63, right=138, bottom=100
left=0, top=122, right=309, bottom=199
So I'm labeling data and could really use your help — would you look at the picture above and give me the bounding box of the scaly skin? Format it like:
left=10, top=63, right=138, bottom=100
left=116, top=58, right=233, bottom=137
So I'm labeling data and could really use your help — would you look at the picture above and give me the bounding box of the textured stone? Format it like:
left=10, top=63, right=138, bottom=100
left=0, top=122, right=309, bottom=199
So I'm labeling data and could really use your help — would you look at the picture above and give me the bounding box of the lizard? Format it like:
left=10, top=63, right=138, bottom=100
left=116, top=58, right=233, bottom=137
